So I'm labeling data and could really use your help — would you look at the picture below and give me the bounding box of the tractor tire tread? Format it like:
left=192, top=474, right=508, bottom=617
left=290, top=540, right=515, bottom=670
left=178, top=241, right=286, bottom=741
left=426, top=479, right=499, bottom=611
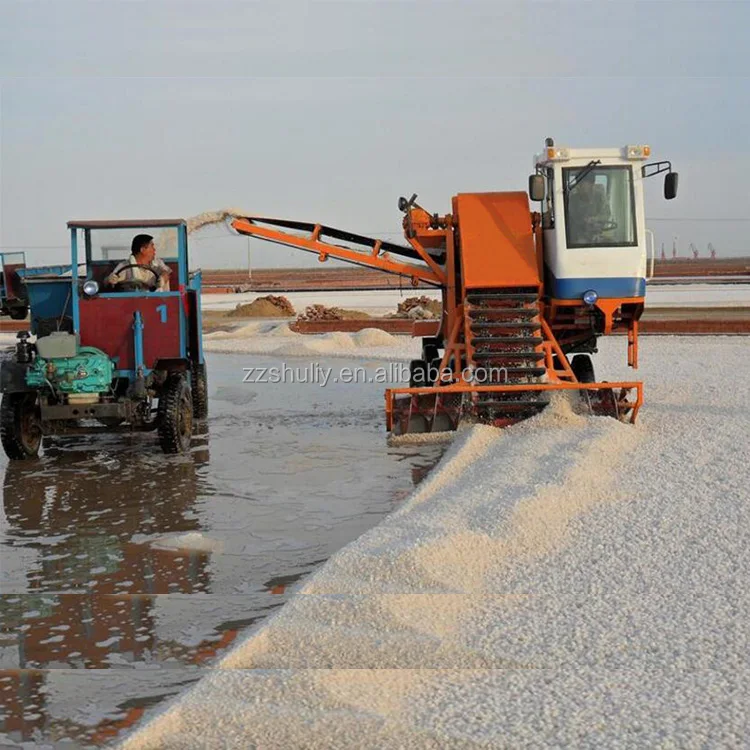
left=158, top=374, right=193, bottom=454
left=191, top=361, right=209, bottom=420
left=1, top=393, right=41, bottom=460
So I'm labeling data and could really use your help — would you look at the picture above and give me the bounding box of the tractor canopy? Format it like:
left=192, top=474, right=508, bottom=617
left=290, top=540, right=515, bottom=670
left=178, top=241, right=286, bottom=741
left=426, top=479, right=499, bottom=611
left=20, top=219, right=203, bottom=380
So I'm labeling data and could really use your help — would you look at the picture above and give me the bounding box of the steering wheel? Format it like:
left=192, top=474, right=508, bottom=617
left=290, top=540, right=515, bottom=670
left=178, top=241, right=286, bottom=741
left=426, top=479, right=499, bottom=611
left=111, top=264, right=160, bottom=292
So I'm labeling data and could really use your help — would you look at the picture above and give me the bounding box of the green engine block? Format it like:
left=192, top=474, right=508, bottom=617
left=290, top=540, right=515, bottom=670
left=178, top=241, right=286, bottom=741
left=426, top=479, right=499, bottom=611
left=26, top=346, right=114, bottom=394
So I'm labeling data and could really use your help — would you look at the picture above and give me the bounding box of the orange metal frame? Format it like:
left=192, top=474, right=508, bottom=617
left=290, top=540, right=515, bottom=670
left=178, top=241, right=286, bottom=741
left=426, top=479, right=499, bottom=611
left=232, top=217, right=445, bottom=287
left=227, top=198, right=644, bottom=427
left=546, top=296, right=643, bottom=369
left=385, top=381, right=644, bottom=430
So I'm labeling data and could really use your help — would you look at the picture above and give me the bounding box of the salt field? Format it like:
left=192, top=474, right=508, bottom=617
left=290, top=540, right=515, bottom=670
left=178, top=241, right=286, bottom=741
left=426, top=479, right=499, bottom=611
left=117, top=335, right=749, bottom=749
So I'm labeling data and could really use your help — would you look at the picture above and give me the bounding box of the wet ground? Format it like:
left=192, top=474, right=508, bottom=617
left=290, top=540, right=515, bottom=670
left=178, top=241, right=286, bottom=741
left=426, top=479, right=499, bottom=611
left=0, top=353, right=445, bottom=748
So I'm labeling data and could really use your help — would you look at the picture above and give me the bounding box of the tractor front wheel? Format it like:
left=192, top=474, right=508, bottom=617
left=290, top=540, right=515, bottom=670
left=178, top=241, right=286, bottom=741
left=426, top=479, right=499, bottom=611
left=0, top=393, right=42, bottom=460
left=158, top=375, right=193, bottom=454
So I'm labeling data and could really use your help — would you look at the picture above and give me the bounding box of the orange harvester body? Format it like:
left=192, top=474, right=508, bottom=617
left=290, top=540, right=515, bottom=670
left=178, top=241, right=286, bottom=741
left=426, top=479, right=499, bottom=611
left=230, top=190, right=644, bottom=434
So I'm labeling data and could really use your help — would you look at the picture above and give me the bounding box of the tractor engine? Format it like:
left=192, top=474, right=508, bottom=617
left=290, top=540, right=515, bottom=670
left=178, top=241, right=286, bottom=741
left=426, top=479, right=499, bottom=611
left=25, top=333, right=113, bottom=402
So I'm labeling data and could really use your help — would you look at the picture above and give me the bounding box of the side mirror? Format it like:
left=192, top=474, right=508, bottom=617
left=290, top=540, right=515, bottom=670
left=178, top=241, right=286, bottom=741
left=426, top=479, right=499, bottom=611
left=528, top=174, right=545, bottom=202
left=664, top=171, right=678, bottom=200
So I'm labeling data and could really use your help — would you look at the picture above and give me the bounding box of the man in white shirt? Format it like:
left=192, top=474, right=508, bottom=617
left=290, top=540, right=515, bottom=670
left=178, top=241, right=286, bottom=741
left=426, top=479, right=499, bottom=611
left=567, top=173, right=612, bottom=246
left=105, top=234, right=171, bottom=291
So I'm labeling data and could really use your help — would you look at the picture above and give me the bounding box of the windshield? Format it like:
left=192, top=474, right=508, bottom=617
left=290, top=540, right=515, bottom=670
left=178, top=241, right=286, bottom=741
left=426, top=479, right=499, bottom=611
left=87, top=227, right=179, bottom=262
left=563, top=166, right=637, bottom=248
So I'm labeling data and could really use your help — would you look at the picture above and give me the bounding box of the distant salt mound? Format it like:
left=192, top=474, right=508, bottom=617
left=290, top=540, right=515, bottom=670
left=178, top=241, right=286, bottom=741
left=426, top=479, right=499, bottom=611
left=318, top=331, right=359, bottom=350
left=274, top=331, right=353, bottom=357
left=353, top=328, right=398, bottom=347
left=272, top=340, right=325, bottom=357
left=261, top=322, right=300, bottom=338
left=204, top=322, right=263, bottom=340
left=313, top=330, right=397, bottom=352
left=270, top=329, right=398, bottom=358
left=206, top=321, right=305, bottom=341
left=203, top=322, right=420, bottom=360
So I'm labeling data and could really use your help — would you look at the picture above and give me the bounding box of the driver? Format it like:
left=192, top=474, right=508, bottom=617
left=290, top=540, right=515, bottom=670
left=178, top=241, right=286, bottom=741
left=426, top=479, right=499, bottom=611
left=105, top=234, right=171, bottom=291
left=567, top=173, right=612, bottom=245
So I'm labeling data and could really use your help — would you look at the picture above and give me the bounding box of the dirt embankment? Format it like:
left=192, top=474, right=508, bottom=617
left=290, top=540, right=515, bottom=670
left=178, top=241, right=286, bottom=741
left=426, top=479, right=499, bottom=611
left=223, top=297, right=373, bottom=321
left=221, top=295, right=442, bottom=323
left=226, top=295, right=296, bottom=318
left=390, top=296, right=442, bottom=319
left=297, top=304, right=371, bottom=322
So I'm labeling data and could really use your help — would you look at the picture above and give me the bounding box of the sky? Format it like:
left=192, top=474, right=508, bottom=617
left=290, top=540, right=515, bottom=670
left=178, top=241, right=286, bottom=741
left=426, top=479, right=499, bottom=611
left=1, top=0, right=749, bottom=269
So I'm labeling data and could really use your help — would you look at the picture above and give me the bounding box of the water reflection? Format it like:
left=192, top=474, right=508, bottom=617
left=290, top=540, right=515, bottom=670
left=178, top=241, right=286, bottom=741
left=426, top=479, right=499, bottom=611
left=1, top=440, right=214, bottom=744
left=3, top=441, right=208, bottom=591
left=0, top=362, right=447, bottom=746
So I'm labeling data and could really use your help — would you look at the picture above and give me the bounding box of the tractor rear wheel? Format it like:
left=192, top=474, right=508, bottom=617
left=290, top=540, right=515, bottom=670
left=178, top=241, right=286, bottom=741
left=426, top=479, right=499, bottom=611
left=570, top=354, right=595, bottom=383
left=0, top=393, right=42, bottom=460
left=158, top=375, right=193, bottom=454
left=191, top=361, right=209, bottom=420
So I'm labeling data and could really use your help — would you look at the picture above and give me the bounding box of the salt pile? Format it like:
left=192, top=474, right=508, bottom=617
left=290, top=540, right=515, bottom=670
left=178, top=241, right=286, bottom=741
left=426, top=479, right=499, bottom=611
left=203, top=323, right=418, bottom=361
left=120, top=337, right=748, bottom=748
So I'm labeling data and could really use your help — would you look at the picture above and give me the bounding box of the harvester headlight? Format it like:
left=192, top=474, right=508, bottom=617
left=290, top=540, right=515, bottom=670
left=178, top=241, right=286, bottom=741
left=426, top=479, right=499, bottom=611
left=582, top=289, right=599, bottom=306
left=546, top=146, right=570, bottom=161
left=82, top=279, right=99, bottom=297
left=625, top=144, right=651, bottom=160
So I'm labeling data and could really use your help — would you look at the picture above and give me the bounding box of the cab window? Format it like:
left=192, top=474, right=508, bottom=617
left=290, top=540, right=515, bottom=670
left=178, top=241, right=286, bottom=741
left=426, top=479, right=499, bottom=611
left=563, top=166, right=637, bottom=248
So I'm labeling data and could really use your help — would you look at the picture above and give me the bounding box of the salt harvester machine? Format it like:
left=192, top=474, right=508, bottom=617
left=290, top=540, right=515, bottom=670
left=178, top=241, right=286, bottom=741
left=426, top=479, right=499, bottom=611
left=233, top=139, right=677, bottom=434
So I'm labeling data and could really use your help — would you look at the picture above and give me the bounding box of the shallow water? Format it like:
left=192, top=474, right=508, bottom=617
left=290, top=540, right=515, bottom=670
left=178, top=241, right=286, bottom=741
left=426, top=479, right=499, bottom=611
left=0, top=353, right=445, bottom=748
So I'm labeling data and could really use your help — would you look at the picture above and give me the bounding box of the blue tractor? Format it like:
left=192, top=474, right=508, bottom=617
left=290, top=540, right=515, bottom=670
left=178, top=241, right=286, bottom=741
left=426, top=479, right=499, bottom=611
left=0, top=219, right=207, bottom=459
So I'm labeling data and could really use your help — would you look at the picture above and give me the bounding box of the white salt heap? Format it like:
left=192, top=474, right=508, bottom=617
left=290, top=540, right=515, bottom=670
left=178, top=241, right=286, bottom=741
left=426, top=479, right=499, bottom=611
left=120, top=336, right=748, bottom=749
left=203, top=322, right=418, bottom=361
